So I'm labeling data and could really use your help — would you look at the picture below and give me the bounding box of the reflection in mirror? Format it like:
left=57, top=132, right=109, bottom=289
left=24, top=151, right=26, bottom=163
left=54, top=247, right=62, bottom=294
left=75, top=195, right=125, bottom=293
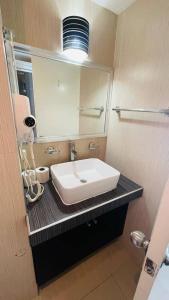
left=14, top=46, right=111, bottom=140
left=32, top=57, right=80, bottom=137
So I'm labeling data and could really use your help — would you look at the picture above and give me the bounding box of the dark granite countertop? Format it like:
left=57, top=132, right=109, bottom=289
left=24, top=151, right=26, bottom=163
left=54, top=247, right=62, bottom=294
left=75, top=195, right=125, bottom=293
left=26, top=175, right=143, bottom=247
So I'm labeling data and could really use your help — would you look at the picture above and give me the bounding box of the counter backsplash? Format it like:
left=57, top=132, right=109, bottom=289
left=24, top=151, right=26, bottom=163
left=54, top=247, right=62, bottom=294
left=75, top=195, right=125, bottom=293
left=22, top=137, right=107, bottom=169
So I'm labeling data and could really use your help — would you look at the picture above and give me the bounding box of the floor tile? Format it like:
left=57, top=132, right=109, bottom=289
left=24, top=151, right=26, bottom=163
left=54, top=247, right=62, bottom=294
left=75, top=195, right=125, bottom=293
left=35, top=239, right=140, bottom=300
left=82, top=276, right=124, bottom=300
left=39, top=245, right=113, bottom=300
left=33, top=296, right=42, bottom=300
left=112, top=255, right=140, bottom=300
left=109, top=239, right=133, bottom=274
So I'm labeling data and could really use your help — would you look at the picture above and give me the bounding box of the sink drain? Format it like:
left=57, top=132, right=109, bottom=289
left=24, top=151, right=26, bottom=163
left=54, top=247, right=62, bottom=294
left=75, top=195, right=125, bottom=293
left=80, top=179, right=87, bottom=183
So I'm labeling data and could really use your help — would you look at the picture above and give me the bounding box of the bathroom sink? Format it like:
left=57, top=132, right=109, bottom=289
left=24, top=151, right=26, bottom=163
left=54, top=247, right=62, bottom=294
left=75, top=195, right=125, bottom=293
left=50, top=158, right=120, bottom=205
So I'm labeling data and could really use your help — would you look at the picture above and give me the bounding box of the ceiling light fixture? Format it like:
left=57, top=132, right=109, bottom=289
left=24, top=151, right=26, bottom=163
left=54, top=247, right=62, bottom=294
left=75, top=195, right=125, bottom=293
left=62, top=16, right=89, bottom=62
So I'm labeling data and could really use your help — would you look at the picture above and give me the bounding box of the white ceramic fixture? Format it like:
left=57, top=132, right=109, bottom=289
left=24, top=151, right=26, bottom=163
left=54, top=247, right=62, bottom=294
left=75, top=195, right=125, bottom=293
left=51, top=158, right=120, bottom=205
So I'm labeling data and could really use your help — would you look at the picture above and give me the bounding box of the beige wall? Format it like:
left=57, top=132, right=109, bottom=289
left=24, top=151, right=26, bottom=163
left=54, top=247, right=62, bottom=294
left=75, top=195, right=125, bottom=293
left=32, top=56, right=80, bottom=137
left=0, top=13, right=37, bottom=300
left=106, top=0, right=169, bottom=263
left=79, top=68, right=109, bottom=135
left=0, top=0, right=117, bottom=67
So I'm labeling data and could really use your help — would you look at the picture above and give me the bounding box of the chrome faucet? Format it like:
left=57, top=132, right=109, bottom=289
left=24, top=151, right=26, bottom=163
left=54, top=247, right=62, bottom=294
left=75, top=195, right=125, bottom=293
left=70, top=142, right=77, bottom=161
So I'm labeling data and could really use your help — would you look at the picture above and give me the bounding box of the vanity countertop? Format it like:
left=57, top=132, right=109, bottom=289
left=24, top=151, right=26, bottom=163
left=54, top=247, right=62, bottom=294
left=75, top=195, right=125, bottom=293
left=26, top=175, right=143, bottom=247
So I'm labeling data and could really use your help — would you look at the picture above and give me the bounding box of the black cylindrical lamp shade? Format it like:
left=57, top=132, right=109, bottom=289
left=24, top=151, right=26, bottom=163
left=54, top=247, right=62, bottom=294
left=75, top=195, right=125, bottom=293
left=63, top=16, right=89, bottom=61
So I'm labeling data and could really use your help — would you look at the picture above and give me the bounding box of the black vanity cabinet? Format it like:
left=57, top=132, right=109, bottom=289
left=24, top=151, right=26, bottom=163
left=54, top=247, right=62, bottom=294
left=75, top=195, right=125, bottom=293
left=32, top=204, right=128, bottom=286
left=27, top=175, right=143, bottom=286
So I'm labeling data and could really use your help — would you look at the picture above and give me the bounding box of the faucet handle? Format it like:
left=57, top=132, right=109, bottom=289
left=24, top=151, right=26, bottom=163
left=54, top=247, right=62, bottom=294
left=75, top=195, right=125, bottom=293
left=88, top=142, right=97, bottom=151
left=45, top=146, right=60, bottom=155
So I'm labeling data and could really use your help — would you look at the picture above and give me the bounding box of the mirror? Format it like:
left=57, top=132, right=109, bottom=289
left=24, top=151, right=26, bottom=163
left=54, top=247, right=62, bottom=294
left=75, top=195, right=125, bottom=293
left=14, top=46, right=111, bottom=140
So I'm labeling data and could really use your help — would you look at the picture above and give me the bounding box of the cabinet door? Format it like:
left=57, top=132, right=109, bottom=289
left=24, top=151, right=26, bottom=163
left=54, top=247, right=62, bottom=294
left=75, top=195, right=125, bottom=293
left=32, top=204, right=128, bottom=285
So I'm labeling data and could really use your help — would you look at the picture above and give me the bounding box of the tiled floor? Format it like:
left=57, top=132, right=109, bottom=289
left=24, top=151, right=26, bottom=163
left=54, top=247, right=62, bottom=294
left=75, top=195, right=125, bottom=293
left=34, top=239, right=141, bottom=300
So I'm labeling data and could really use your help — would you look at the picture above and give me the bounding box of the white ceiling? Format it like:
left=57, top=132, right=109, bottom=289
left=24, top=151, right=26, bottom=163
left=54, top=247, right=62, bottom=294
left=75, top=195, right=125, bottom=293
left=92, top=0, right=137, bottom=14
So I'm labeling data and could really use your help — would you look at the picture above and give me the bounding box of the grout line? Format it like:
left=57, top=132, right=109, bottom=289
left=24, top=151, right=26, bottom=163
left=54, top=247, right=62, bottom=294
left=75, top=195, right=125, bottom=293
left=80, top=275, right=112, bottom=300
left=110, top=273, right=128, bottom=300
left=111, top=262, right=138, bottom=300
left=111, top=273, right=132, bottom=300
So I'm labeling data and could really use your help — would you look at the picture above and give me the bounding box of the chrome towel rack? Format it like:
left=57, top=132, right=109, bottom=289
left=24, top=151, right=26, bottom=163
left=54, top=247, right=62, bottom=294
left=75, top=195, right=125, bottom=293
left=79, top=106, right=104, bottom=113
left=112, top=107, right=169, bottom=117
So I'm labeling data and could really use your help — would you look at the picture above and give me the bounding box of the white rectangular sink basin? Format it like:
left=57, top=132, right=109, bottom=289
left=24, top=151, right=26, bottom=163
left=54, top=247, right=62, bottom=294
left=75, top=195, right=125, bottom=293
left=50, top=158, right=120, bottom=205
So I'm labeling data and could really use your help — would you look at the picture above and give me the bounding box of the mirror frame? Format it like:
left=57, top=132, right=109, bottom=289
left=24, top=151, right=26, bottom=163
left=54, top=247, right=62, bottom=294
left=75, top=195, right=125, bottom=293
left=6, top=40, right=113, bottom=143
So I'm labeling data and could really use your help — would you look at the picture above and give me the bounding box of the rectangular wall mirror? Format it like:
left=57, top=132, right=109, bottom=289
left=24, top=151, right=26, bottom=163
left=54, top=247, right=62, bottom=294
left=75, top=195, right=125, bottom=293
left=8, top=43, right=112, bottom=141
